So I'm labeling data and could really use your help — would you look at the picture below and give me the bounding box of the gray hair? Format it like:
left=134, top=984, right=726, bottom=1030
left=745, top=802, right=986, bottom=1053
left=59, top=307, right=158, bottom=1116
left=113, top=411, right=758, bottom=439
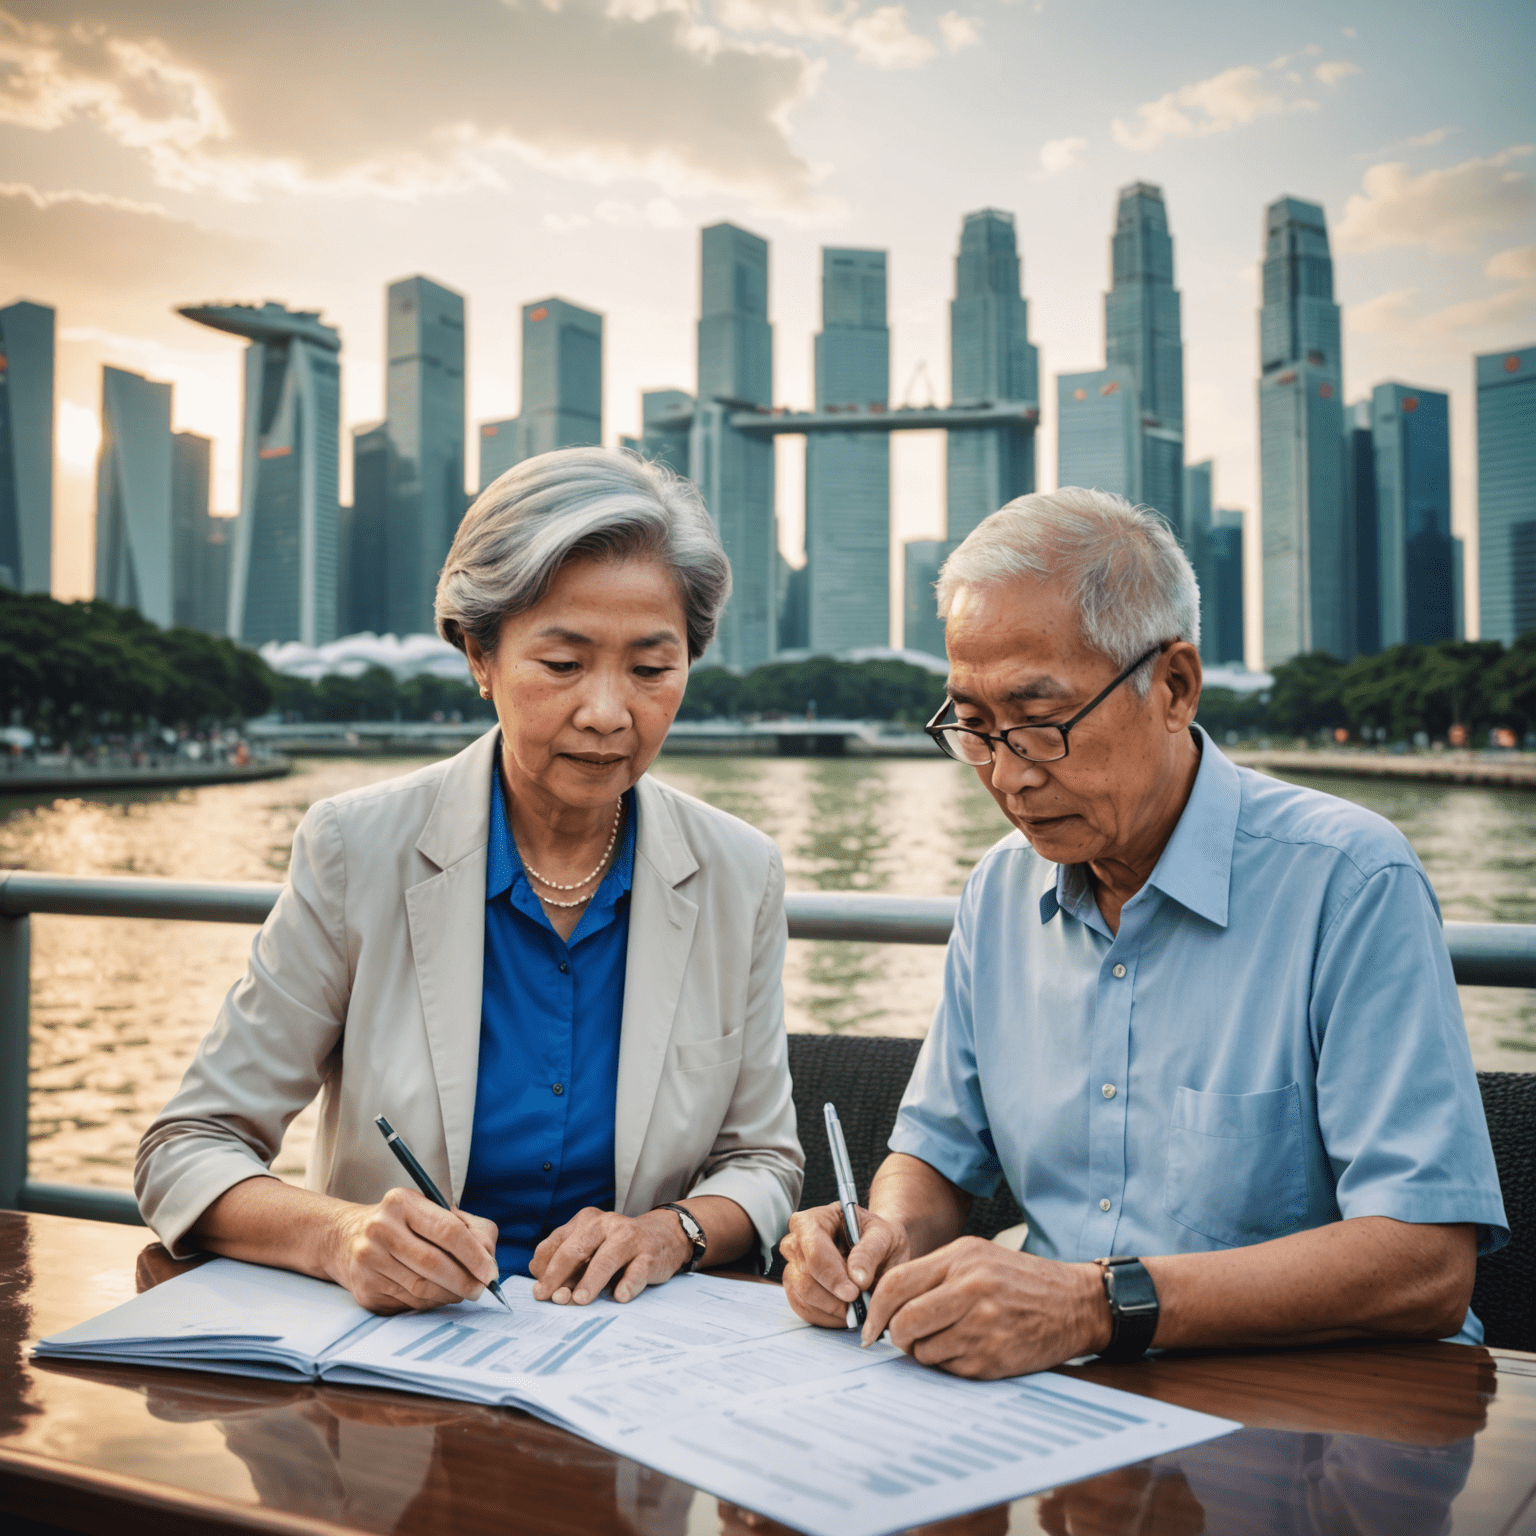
left=935, top=486, right=1200, bottom=694
left=436, top=446, right=731, bottom=662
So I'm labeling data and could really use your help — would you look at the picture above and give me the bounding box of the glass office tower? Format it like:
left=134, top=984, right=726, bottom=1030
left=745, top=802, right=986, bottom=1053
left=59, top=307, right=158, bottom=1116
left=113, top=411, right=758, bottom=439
left=805, top=248, right=890, bottom=651
left=95, top=365, right=173, bottom=626
left=179, top=302, right=341, bottom=647
left=692, top=223, right=775, bottom=669
left=1258, top=196, right=1348, bottom=665
left=903, top=538, right=951, bottom=659
left=1056, top=367, right=1140, bottom=501
left=341, top=422, right=389, bottom=636
left=476, top=297, right=603, bottom=491
left=947, top=209, right=1038, bottom=540
left=1477, top=345, right=1536, bottom=645
left=630, top=389, right=694, bottom=477
left=171, top=430, right=230, bottom=635
left=1345, top=399, right=1380, bottom=656
left=1372, top=382, right=1454, bottom=647
left=1208, top=510, right=1246, bottom=665
left=0, top=300, right=53, bottom=594
left=384, top=275, right=465, bottom=637
left=1105, top=183, right=1185, bottom=537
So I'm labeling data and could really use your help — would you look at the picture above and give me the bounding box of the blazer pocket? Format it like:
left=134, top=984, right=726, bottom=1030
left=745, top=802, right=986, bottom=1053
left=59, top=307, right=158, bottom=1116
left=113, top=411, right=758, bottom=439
left=1164, top=1083, right=1308, bottom=1248
left=672, top=1032, right=744, bottom=1073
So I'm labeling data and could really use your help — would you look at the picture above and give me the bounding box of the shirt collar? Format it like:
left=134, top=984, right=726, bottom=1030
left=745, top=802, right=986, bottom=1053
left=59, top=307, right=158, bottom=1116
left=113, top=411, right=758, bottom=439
left=486, top=771, right=637, bottom=908
left=1038, top=725, right=1239, bottom=930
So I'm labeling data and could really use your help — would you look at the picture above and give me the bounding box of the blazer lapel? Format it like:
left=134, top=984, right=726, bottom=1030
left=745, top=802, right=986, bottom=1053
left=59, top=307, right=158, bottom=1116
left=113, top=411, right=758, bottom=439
left=407, top=726, right=499, bottom=1201
left=613, top=774, right=700, bottom=1213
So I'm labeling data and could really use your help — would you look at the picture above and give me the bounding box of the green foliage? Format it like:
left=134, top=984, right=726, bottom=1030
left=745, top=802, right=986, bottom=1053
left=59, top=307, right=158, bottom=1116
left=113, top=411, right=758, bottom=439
left=0, top=587, right=274, bottom=742
left=270, top=666, right=495, bottom=725
left=677, top=657, right=944, bottom=725
left=1192, top=686, right=1268, bottom=740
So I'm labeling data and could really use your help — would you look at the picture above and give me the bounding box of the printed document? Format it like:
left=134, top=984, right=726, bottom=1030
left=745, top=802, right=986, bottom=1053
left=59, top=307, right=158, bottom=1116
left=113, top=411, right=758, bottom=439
left=37, top=1258, right=1237, bottom=1536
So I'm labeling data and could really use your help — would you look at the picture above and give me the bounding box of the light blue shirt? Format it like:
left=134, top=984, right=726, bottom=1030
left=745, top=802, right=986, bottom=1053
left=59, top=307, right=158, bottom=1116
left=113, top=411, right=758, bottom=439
left=890, top=727, right=1508, bottom=1342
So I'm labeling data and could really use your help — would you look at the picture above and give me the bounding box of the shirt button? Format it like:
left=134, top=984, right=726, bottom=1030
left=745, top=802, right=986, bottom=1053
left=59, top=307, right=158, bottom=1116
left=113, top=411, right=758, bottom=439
left=552, top=1083, right=564, bottom=1096
left=542, top=1161, right=552, bottom=1172
left=1099, top=1198, right=1112, bottom=1212
left=558, top=960, right=569, bottom=974
left=1102, top=1084, right=1117, bottom=1099
left=1112, top=963, right=1127, bottom=979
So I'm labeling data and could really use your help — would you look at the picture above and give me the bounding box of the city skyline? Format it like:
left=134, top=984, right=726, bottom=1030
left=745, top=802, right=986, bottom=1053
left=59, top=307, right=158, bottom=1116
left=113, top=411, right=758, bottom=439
left=0, top=1, right=1532, bottom=663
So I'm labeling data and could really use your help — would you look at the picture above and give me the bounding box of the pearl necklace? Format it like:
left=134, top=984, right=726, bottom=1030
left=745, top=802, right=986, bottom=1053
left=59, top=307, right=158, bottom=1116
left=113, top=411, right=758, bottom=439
left=518, top=799, right=623, bottom=908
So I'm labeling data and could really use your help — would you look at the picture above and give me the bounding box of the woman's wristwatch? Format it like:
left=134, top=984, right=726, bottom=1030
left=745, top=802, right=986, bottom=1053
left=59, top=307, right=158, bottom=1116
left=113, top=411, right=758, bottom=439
left=1095, top=1256, right=1160, bottom=1362
left=659, top=1203, right=708, bottom=1273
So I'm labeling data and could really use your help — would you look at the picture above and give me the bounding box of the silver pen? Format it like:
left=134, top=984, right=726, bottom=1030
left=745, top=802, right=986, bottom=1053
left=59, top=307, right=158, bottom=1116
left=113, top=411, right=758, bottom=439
left=823, top=1102, right=874, bottom=1330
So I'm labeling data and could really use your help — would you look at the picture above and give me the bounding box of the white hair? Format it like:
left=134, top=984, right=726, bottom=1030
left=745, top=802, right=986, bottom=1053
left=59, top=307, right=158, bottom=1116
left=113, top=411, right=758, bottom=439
left=935, top=486, right=1200, bottom=694
left=436, top=446, right=731, bottom=662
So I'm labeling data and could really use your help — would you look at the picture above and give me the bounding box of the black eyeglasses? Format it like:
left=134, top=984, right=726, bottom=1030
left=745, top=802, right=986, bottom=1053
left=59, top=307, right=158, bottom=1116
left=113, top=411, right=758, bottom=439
left=925, top=645, right=1164, bottom=766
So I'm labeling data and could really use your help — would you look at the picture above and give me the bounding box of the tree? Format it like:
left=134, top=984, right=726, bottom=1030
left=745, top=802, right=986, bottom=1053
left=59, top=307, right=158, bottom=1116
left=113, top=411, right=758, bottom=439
left=1266, top=653, right=1346, bottom=735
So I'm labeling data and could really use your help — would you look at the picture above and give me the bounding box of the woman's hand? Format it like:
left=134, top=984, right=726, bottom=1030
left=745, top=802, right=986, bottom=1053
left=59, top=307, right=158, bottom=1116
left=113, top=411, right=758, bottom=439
left=530, top=1207, right=694, bottom=1304
left=324, top=1187, right=501, bottom=1314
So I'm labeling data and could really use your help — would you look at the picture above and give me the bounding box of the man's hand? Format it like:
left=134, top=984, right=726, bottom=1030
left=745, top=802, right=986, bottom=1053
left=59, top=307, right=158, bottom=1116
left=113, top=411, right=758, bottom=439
left=325, top=1187, right=500, bottom=1314
left=780, top=1202, right=911, bottom=1328
left=862, top=1237, right=1111, bottom=1378
left=530, top=1207, right=693, bottom=1305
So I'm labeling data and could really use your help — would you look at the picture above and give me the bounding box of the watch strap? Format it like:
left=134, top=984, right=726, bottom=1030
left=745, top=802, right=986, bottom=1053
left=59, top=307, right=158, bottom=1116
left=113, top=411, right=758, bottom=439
left=660, top=1203, right=707, bottom=1274
left=1097, top=1256, right=1159, bottom=1362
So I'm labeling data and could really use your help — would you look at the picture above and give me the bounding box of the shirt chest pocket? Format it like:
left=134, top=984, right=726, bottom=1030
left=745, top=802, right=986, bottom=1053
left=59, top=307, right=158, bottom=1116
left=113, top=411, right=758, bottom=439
left=1164, top=1083, right=1308, bottom=1248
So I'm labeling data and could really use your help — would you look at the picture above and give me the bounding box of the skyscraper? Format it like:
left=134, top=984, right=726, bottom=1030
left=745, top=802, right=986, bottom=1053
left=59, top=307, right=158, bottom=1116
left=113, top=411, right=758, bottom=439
left=1345, top=399, right=1380, bottom=656
left=1057, top=367, right=1140, bottom=500
left=805, top=248, right=890, bottom=651
left=179, top=302, right=342, bottom=647
left=171, top=430, right=230, bottom=635
left=477, top=297, right=603, bottom=491
left=0, top=299, right=54, bottom=594
left=94, top=365, right=172, bottom=625
left=384, top=276, right=465, bottom=637
left=1105, top=183, right=1185, bottom=537
left=1372, top=382, right=1455, bottom=647
left=1207, top=509, right=1246, bottom=666
left=947, top=209, right=1038, bottom=540
left=693, top=223, right=775, bottom=669
left=1476, top=345, right=1536, bottom=645
left=342, top=423, right=388, bottom=636
left=903, top=539, right=950, bottom=659
left=628, top=389, right=693, bottom=477
left=1258, top=196, right=1348, bottom=665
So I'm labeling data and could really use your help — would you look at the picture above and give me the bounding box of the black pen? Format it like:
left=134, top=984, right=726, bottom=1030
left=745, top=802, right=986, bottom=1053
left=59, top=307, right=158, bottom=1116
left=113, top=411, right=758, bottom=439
left=374, top=1114, right=510, bottom=1310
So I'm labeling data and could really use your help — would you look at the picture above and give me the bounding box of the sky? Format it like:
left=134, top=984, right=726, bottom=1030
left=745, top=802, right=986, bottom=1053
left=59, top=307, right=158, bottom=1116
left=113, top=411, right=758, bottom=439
left=2, top=0, right=1533, bottom=665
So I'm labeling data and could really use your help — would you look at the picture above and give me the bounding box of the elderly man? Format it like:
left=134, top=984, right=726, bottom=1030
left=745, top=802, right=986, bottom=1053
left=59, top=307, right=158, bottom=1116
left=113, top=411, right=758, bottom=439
left=782, top=487, right=1507, bottom=1377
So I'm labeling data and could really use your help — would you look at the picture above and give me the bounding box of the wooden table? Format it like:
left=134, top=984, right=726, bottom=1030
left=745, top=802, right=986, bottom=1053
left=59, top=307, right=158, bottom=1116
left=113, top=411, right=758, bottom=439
left=2, top=1212, right=1533, bottom=1536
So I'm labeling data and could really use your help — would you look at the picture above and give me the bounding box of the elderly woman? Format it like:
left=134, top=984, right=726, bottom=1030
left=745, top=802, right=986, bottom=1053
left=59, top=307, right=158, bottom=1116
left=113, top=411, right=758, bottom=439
left=137, top=447, right=803, bottom=1314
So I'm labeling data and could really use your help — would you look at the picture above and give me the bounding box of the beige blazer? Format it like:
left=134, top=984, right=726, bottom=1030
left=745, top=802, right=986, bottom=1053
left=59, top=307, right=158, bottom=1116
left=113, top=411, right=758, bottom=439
left=136, top=728, right=804, bottom=1268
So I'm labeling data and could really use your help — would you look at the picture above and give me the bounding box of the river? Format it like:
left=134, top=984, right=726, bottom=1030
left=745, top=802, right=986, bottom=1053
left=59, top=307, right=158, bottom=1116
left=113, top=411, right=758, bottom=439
left=3, top=750, right=1533, bottom=1193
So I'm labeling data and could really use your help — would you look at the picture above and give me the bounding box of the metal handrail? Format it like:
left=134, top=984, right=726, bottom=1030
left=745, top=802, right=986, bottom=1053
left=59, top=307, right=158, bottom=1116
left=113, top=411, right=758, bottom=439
left=4, top=869, right=1536, bottom=1229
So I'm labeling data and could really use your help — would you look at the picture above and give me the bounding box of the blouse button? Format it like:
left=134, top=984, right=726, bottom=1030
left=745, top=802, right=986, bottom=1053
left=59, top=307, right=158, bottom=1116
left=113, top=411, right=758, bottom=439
left=558, top=960, right=570, bottom=974
left=542, top=1161, right=552, bottom=1172
left=1112, top=963, right=1127, bottom=979
left=552, top=1083, right=564, bottom=1096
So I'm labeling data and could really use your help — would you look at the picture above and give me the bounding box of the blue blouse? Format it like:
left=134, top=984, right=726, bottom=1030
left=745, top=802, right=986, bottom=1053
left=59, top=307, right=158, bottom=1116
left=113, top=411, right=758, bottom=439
left=459, top=775, right=635, bottom=1278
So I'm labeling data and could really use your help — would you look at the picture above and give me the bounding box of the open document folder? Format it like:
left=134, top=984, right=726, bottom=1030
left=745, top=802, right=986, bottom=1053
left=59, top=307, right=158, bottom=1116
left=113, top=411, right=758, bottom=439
left=36, top=1258, right=1237, bottom=1536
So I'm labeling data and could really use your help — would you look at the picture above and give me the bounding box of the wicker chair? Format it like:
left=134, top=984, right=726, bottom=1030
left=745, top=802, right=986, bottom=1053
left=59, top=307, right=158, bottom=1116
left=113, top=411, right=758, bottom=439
left=783, top=1034, right=1535, bottom=1352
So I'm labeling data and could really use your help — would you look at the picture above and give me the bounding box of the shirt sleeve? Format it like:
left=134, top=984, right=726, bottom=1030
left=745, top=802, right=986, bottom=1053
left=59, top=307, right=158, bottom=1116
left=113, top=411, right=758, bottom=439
left=1312, top=861, right=1509, bottom=1255
left=887, top=870, right=1005, bottom=1199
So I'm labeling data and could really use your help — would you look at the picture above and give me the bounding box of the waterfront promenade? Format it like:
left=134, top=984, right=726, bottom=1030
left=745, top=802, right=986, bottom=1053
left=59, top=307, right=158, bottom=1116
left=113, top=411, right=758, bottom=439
left=1232, top=747, right=1536, bottom=790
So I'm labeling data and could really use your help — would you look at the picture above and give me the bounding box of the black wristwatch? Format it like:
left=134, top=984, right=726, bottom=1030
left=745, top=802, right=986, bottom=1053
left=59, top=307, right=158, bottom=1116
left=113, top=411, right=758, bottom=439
left=1096, top=1256, right=1159, bottom=1362
left=660, top=1203, right=708, bottom=1274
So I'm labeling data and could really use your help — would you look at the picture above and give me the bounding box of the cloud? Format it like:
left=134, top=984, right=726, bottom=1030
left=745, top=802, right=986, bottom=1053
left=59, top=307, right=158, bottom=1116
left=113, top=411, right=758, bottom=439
left=1334, top=145, right=1536, bottom=254
left=1038, top=136, right=1087, bottom=176
left=1314, top=60, right=1360, bottom=87
left=937, top=11, right=980, bottom=52
left=0, top=0, right=823, bottom=205
left=1346, top=244, right=1536, bottom=344
left=715, top=0, right=942, bottom=69
left=0, top=181, right=259, bottom=292
left=1112, top=64, right=1318, bottom=153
